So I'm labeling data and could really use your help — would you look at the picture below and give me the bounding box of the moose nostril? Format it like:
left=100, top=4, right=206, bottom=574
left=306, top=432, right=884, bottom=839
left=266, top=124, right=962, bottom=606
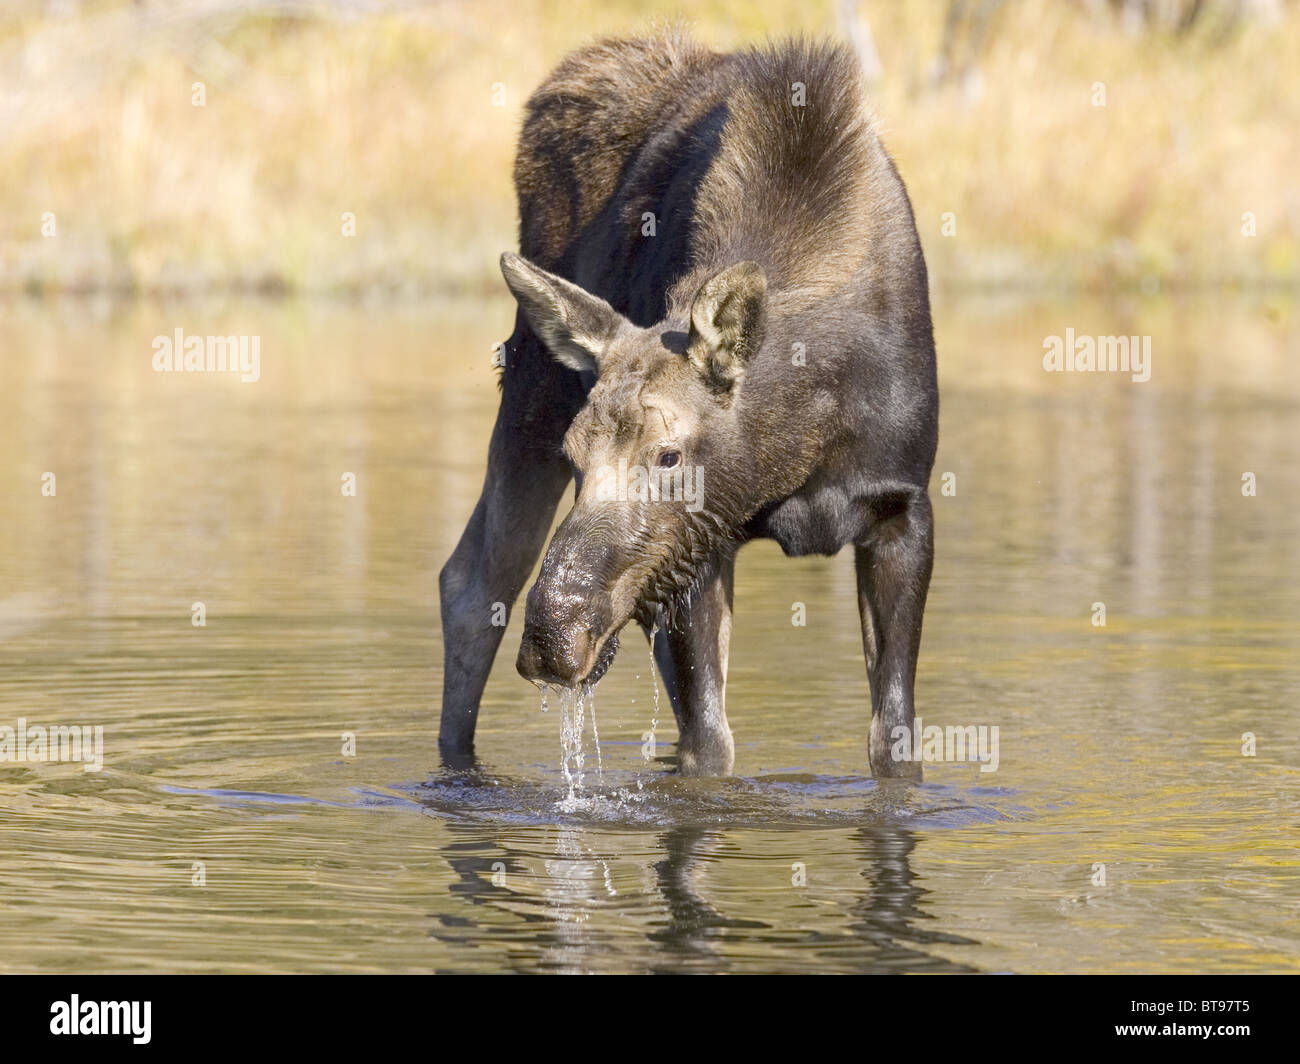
left=516, top=619, right=600, bottom=686
left=516, top=638, right=544, bottom=682
left=517, top=579, right=615, bottom=685
left=568, top=627, right=592, bottom=670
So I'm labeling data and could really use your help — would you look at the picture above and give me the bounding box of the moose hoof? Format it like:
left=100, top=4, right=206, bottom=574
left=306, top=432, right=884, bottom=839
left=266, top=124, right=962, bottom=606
left=677, top=732, right=735, bottom=776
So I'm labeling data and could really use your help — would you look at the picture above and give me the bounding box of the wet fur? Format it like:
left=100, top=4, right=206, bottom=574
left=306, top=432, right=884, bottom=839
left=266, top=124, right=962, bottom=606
left=440, top=29, right=938, bottom=779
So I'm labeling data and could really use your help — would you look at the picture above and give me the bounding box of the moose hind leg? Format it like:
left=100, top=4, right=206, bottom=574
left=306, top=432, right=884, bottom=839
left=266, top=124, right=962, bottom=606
left=855, top=490, right=934, bottom=780
left=648, top=558, right=736, bottom=776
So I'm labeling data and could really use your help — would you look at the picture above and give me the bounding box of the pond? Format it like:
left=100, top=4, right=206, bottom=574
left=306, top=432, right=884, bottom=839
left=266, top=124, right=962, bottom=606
left=0, top=292, right=1296, bottom=973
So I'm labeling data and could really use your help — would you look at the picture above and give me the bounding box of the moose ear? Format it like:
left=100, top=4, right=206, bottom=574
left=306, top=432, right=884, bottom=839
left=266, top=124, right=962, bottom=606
left=687, top=261, right=766, bottom=391
left=500, top=253, right=625, bottom=374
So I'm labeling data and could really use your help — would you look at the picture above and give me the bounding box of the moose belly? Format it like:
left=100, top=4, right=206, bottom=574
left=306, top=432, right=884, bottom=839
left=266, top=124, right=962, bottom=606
left=747, top=487, right=870, bottom=558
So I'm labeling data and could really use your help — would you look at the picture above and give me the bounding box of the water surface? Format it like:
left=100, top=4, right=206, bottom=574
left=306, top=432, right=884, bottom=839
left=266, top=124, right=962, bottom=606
left=0, top=293, right=1296, bottom=973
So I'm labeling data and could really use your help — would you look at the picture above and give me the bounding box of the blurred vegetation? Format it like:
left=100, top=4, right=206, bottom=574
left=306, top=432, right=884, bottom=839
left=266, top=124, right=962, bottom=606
left=1, top=0, right=1297, bottom=297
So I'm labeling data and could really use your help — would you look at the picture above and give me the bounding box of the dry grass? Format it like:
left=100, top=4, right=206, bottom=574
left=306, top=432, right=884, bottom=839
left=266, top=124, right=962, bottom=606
left=1, top=0, right=1296, bottom=296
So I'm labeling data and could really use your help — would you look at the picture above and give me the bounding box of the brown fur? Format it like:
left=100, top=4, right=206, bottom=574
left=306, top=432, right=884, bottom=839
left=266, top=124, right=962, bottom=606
left=441, top=31, right=938, bottom=780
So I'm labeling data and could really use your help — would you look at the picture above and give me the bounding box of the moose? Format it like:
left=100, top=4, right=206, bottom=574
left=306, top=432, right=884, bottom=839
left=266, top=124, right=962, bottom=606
left=438, top=31, right=938, bottom=778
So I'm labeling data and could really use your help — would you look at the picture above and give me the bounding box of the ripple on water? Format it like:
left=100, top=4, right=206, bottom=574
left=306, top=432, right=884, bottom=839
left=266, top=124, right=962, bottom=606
left=159, top=769, right=1024, bottom=832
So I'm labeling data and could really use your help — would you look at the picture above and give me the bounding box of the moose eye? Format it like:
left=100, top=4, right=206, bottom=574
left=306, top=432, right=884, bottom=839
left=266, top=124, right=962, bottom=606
left=658, top=450, right=681, bottom=469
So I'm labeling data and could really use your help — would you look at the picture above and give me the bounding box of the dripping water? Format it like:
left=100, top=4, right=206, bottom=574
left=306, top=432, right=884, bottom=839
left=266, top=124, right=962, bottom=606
left=541, top=679, right=604, bottom=801
left=557, top=686, right=586, bottom=800
left=645, top=622, right=661, bottom=762
left=583, top=680, right=603, bottom=783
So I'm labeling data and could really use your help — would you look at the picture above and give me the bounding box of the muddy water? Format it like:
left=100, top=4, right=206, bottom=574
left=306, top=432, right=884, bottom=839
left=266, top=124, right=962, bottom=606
left=0, top=293, right=1296, bottom=973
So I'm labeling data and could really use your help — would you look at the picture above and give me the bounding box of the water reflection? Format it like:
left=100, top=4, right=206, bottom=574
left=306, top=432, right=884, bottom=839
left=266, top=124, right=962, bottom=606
left=648, top=826, right=769, bottom=967
left=424, top=803, right=982, bottom=973
left=847, top=827, right=979, bottom=973
left=0, top=294, right=1296, bottom=973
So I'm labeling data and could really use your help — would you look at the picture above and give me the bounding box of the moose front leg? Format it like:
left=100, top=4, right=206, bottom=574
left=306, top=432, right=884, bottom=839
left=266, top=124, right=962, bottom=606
left=855, top=489, right=934, bottom=780
left=438, top=332, right=578, bottom=754
left=650, top=557, right=736, bottom=776
left=438, top=421, right=571, bottom=752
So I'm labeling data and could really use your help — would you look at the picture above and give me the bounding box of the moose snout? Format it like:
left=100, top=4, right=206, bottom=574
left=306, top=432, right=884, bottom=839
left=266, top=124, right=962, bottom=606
left=516, top=582, right=613, bottom=687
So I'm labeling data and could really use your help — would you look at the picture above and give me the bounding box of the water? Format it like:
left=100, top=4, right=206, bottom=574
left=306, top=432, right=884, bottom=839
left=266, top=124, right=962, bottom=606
left=0, top=293, right=1297, bottom=973
left=555, top=684, right=600, bottom=805
left=645, top=628, right=660, bottom=763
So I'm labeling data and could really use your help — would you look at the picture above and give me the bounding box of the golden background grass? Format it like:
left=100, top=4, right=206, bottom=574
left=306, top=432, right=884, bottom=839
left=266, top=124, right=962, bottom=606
left=3, top=0, right=1297, bottom=295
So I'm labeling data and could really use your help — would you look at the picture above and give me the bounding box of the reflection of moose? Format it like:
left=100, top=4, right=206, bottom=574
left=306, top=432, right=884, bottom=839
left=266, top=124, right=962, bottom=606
left=646, top=827, right=766, bottom=969
left=424, top=760, right=980, bottom=972
left=846, top=827, right=980, bottom=972
left=648, top=824, right=980, bottom=973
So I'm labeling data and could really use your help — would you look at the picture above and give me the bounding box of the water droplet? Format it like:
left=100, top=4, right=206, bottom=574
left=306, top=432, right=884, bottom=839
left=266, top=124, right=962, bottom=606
left=645, top=627, right=661, bottom=762
left=584, top=680, right=603, bottom=784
